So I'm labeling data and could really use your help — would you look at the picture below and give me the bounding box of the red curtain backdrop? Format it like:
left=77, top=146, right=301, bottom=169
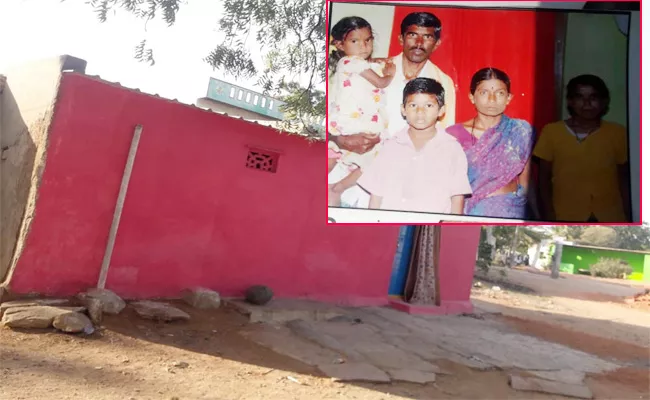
left=389, top=6, right=558, bottom=133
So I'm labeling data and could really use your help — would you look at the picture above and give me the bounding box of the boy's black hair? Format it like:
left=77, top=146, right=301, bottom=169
left=566, top=74, right=610, bottom=117
left=400, top=12, right=442, bottom=41
left=329, top=16, right=373, bottom=73
left=403, top=77, right=445, bottom=107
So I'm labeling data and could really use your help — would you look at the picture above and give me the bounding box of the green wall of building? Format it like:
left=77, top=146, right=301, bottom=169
left=560, top=245, right=647, bottom=281
left=643, top=256, right=650, bottom=282
left=562, top=13, right=629, bottom=127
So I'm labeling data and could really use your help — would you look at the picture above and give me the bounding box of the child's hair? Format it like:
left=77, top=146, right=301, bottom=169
left=565, top=74, right=610, bottom=117
left=403, top=77, right=445, bottom=107
left=329, top=16, right=372, bottom=73
left=470, top=67, right=511, bottom=94
left=400, top=12, right=442, bottom=41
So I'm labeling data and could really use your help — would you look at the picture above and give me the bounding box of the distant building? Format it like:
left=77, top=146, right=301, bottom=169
left=196, top=77, right=325, bottom=137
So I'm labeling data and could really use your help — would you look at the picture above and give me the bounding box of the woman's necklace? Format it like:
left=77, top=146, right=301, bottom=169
left=469, top=117, right=479, bottom=145
left=566, top=119, right=600, bottom=144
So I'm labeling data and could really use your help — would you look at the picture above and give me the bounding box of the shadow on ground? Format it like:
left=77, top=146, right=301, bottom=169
left=92, top=298, right=650, bottom=400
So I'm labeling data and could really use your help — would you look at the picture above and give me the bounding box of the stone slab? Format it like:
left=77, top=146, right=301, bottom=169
left=386, top=368, right=436, bottom=384
left=509, top=375, right=593, bottom=399
left=286, top=320, right=366, bottom=362
left=318, top=362, right=391, bottom=383
left=1, top=306, right=85, bottom=329
left=241, top=325, right=344, bottom=366
left=225, top=298, right=346, bottom=323
left=0, top=298, right=70, bottom=316
left=131, top=301, right=190, bottom=322
left=529, top=370, right=586, bottom=385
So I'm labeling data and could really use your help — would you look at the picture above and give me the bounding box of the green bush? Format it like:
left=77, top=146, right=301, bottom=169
left=476, top=241, right=493, bottom=273
left=589, top=257, right=633, bottom=279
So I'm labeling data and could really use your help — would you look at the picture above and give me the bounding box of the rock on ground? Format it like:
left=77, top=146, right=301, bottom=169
left=131, top=301, right=190, bottom=322
left=245, top=285, right=273, bottom=305
left=318, top=362, right=391, bottom=383
left=53, top=312, right=94, bottom=333
left=78, top=288, right=125, bottom=315
left=1, top=306, right=86, bottom=329
left=84, top=297, right=103, bottom=325
left=182, top=288, right=221, bottom=309
left=0, top=298, right=70, bottom=316
left=509, top=375, right=593, bottom=399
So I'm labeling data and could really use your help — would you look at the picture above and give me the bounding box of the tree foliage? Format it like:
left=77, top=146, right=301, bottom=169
left=83, top=0, right=326, bottom=137
left=577, top=226, right=619, bottom=248
left=490, top=226, right=551, bottom=255
left=610, top=224, right=650, bottom=251
left=551, top=224, right=650, bottom=251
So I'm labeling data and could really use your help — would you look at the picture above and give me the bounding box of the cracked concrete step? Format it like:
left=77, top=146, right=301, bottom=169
left=286, top=320, right=366, bottom=362
left=225, top=298, right=346, bottom=323
left=529, top=370, right=586, bottom=384
left=318, top=362, right=391, bottom=383
left=240, top=325, right=345, bottom=366
left=385, top=368, right=436, bottom=384
left=509, top=375, right=593, bottom=399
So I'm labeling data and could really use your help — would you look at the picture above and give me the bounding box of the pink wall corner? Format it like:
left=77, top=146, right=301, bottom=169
left=8, top=73, right=400, bottom=306
left=438, top=225, right=480, bottom=305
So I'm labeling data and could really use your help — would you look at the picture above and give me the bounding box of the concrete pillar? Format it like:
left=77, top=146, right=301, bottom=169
left=551, top=241, right=563, bottom=279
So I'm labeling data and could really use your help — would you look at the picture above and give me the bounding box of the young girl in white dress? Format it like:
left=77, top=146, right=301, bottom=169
left=328, top=16, right=395, bottom=207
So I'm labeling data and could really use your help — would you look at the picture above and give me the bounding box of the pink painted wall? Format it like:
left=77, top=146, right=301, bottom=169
left=8, top=72, right=480, bottom=308
left=438, top=225, right=481, bottom=313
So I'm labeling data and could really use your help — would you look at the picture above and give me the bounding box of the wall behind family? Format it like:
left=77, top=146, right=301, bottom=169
left=562, top=13, right=629, bottom=127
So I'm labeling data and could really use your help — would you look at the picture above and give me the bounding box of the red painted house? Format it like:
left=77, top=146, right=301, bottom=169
left=0, top=56, right=480, bottom=313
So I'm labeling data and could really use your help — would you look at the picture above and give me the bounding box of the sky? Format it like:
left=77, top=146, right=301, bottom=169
left=0, top=0, right=268, bottom=104
left=1, top=0, right=647, bottom=222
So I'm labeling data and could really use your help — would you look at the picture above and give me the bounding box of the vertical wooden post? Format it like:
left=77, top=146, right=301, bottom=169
left=97, top=125, right=143, bottom=289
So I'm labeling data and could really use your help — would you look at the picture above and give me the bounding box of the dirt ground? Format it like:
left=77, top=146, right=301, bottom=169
left=1, top=272, right=649, bottom=400
left=0, top=304, right=564, bottom=400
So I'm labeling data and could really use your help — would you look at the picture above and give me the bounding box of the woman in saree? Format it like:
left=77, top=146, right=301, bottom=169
left=446, top=67, right=535, bottom=219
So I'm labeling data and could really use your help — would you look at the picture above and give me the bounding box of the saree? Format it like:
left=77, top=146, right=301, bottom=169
left=447, top=115, right=533, bottom=219
left=403, top=226, right=440, bottom=305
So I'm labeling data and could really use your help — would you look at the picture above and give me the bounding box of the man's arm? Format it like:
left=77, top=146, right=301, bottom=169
left=618, top=163, right=632, bottom=221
